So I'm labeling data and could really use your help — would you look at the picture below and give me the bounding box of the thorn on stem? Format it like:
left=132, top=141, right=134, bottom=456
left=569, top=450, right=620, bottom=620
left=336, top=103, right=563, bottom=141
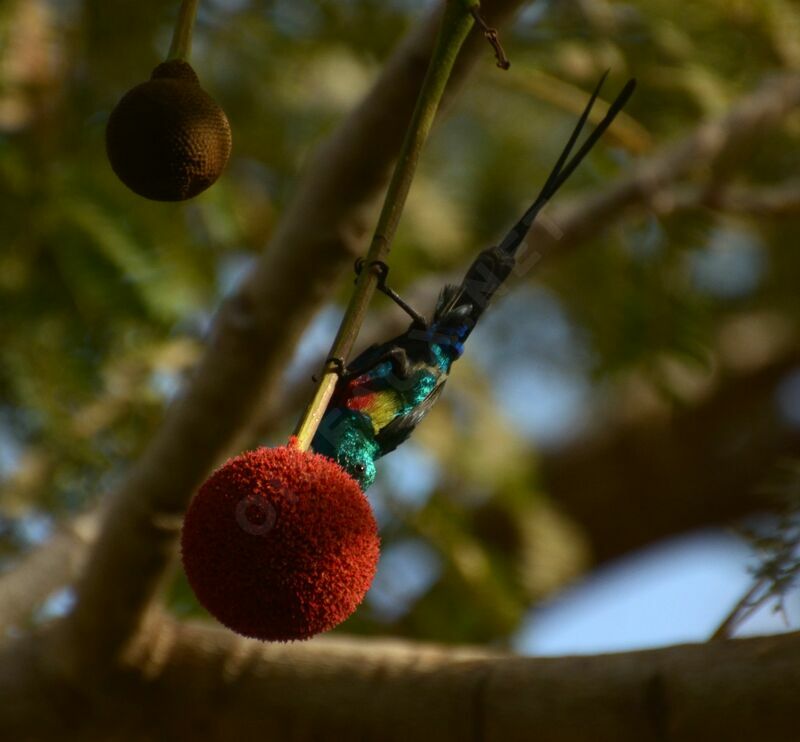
left=470, top=6, right=510, bottom=70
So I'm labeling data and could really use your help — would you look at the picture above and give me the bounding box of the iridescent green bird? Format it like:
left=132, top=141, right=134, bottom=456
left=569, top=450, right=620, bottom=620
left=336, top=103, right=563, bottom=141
left=312, top=74, right=636, bottom=489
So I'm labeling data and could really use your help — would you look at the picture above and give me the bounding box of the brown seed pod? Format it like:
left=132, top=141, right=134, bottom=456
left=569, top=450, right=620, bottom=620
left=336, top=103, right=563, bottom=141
left=106, top=59, right=232, bottom=201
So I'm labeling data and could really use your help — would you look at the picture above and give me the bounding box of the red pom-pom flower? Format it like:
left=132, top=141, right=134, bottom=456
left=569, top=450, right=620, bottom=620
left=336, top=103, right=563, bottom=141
left=181, top=445, right=379, bottom=641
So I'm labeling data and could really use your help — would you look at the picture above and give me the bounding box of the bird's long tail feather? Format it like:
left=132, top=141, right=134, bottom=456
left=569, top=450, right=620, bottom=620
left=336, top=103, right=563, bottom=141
left=499, top=73, right=637, bottom=256
left=436, top=73, right=636, bottom=336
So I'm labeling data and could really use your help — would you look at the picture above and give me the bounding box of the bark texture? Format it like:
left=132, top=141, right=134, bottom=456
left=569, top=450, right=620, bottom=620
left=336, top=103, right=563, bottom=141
left=1, top=618, right=798, bottom=741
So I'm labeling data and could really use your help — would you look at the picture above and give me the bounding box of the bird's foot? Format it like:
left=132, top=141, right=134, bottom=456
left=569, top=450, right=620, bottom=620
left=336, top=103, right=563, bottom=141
left=354, top=258, right=428, bottom=328
left=312, top=356, right=346, bottom=382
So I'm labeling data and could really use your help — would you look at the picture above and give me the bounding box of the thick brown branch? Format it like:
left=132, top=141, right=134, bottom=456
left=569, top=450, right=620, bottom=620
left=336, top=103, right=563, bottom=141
left=3, top=617, right=799, bottom=741
left=543, top=343, right=800, bottom=562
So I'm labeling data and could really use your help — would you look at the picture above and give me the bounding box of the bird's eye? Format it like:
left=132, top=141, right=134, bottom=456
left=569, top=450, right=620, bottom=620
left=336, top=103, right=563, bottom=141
left=354, top=463, right=366, bottom=475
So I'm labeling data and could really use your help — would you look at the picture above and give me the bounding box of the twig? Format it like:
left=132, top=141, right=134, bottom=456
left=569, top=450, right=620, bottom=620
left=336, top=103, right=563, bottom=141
left=710, top=578, right=768, bottom=640
left=470, top=5, right=511, bottom=69
left=520, top=73, right=800, bottom=263
left=492, top=68, right=651, bottom=152
left=167, top=0, right=199, bottom=61
left=293, top=0, right=479, bottom=451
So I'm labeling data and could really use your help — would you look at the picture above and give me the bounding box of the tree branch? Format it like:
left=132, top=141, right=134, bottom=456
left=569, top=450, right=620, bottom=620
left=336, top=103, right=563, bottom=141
left=653, top=179, right=800, bottom=218
left=0, top=513, right=97, bottom=634
left=519, top=73, right=800, bottom=264
left=543, top=343, right=800, bottom=562
left=3, top=616, right=800, bottom=741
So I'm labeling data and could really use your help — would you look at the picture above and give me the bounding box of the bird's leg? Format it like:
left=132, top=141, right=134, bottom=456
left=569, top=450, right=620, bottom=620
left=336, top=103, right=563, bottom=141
left=354, top=259, right=428, bottom=328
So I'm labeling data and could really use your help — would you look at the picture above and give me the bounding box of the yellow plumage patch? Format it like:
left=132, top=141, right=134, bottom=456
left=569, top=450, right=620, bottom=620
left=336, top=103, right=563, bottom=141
left=364, top=392, right=402, bottom=433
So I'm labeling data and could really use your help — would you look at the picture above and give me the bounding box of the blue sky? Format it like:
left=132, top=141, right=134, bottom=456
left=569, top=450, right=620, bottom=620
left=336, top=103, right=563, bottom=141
left=515, top=528, right=797, bottom=655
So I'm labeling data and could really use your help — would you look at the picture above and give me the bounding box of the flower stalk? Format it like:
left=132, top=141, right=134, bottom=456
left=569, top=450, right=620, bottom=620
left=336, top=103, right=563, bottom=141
left=168, top=0, right=200, bottom=61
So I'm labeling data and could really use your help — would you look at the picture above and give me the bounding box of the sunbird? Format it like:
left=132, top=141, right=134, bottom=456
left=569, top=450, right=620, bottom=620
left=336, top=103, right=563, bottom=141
left=312, top=74, right=636, bottom=489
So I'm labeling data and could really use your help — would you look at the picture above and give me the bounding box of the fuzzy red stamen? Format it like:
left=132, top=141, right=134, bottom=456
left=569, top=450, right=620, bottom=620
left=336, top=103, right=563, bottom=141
left=181, top=445, right=379, bottom=641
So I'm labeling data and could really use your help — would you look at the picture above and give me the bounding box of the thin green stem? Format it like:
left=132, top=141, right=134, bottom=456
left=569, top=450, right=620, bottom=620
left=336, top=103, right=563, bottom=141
left=293, top=0, right=479, bottom=451
left=167, top=0, right=199, bottom=61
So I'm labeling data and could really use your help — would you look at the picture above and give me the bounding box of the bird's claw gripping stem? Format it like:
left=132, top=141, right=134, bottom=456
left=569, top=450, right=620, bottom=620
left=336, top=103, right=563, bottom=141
left=312, top=356, right=346, bottom=383
left=354, top=258, right=428, bottom=328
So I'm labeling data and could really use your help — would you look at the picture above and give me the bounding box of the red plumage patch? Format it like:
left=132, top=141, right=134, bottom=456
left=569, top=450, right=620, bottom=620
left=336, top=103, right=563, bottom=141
left=181, top=445, right=379, bottom=641
left=346, top=390, right=377, bottom=412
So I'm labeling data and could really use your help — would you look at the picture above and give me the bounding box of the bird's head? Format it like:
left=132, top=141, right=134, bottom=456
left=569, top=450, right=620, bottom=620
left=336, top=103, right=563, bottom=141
left=311, top=409, right=380, bottom=490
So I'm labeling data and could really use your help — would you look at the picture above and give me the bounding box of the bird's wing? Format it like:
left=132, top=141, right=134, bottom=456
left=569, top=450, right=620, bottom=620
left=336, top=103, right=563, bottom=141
left=375, top=379, right=446, bottom=455
left=331, top=343, right=413, bottom=433
left=335, top=333, right=448, bottom=453
left=342, top=327, right=416, bottom=380
left=341, top=342, right=388, bottom=379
